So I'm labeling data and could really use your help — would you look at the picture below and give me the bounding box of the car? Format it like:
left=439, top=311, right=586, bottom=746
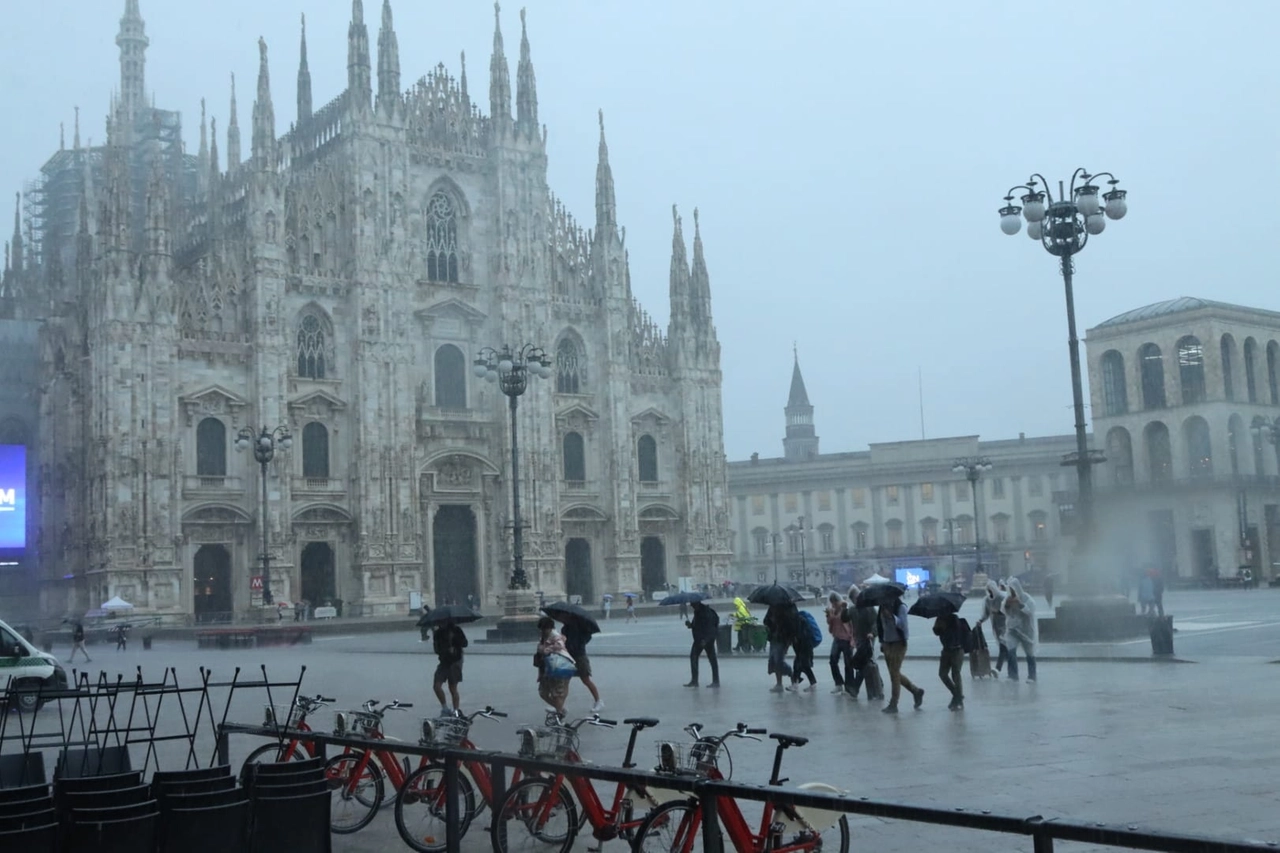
left=0, top=617, right=70, bottom=714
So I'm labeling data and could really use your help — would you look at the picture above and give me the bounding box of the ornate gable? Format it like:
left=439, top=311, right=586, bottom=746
left=179, top=385, right=249, bottom=426
left=415, top=298, right=487, bottom=339
left=554, top=403, right=600, bottom=435
left=288, top=390, right=349, bottom=424
left=630, top=407, right=671, bottom=427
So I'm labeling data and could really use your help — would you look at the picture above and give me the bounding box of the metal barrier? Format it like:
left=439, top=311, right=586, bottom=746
left=218, top=723, right=1275, bottom=853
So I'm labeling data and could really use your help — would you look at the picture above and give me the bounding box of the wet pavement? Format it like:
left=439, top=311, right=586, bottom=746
left=9, top=619, right=1278, bottom=853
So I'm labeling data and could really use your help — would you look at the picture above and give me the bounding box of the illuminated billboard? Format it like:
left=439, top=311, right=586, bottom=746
left=894, top=567, right=930, bottom=589
left=0, top=445, right=26, bottom=550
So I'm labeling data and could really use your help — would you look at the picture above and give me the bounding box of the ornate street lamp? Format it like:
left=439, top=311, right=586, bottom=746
left=235, top=424, right=292, bottom=606
left=797, top=516, right=807, bottom=588
left=952, top=457, right=993, bottom=576
left=999, top=169, right=1127, bottom=555
left=475, top=344, right=553, bottom=590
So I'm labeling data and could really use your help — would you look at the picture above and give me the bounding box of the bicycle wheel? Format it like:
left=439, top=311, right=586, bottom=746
left=633, top=800, right=702, bottom=853
left=784, top=814, right=850, bottom=853
left=394, top=763, right=477, bottom=853
left=241, top=741, right=307, bottom=771
left=325, top=752, right=385, bottom=834
left=493, top=777, right=578, bottom=853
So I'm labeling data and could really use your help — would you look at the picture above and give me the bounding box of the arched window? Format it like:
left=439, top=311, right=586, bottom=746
left=562, top=431, right=586, bottom=482
left=818, top=523, right=835, bottom=553
left=1107, top=427, right=1133, bottom=486
left=302, top=422, right=330, bottom=479
left=1221, top=335, right=1237, bottom=401
left=1177, top=336, right=1206, bottom=405
left=1101, top=350, right=1128, bottom=415
left=637, top=434, right=658, bottom=483
left=1139, top=343, right=1166, bottom=409
left=196, top=417, right=226, bottom=476
left=1145, top=421, right=1172, bottom=483
left=1228, top=415, right=1245, bottom=475
left=433, top=344, right=467, bottom=409
left=1268, top=341, right=1279, bottom=405
left=1245, top=338, right=1259, bottom=403
left=1252, top=416, right=1268, bottom=475
left=425, top=191, right=459, bottom=283
left=295, top=310, right=334, bottom=379
left=1184, top=416, right=1212, bottom=479
left=852, top=523, right=868, bottom=550
left=556, top=337, right=584, bottom=394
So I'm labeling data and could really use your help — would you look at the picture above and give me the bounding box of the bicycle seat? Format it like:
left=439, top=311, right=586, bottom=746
left=624, top=717, right=660, bottom=730
left=769, top=733, right=809, bottom=748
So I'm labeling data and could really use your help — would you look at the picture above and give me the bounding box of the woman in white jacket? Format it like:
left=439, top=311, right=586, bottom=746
left=974, top=580, right=1009, bottom=676
left=1001, top=577, right=1038, bottom=681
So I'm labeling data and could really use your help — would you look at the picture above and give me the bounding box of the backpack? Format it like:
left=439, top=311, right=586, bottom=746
left=956, top=617, right=975, bottom=654
left=799, top=610, right=822, bottom=649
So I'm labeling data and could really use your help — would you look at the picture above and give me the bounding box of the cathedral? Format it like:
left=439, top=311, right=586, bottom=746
left=0, top=1, right=732, bottom=620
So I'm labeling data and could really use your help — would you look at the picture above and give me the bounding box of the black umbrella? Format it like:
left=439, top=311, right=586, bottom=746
left=659, top=592, right=708, bottom=606
left=541, top=601, right=602, bottom=634
left=420, top=604, right=481, bottom=626
left=908, top=592, right=966, bottom=619
left=855, top=583, right=906, bottom=609
left=747, top=583, right=802, bottom=606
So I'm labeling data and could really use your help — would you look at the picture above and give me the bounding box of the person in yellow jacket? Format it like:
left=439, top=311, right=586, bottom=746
left=731, top=596, right=755, bottom=651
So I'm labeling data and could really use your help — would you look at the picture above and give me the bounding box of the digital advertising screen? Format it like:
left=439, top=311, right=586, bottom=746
left=895, top=567, right=930, bottom=588
left=0, top=445, right=27, bottom=551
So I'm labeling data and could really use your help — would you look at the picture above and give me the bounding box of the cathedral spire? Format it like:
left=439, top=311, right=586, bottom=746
left=460, top=51, right=469, bottom=104
left=689, top=208, right=713, bottom=326
left=783, top=349, right=819, bottom=461
left=209, top=116, right=220, bottom=182
left=144, top=156, right=169, bottom=260
left=10, top=194, right=23, bottom=274
left=252, top=37, right=276, bottom=168
left=594, top=109, right=616, bottom=236
left=489, top=2, right=511, bottom=126
left=515, top=7, right=538, bottom=131
left=116, top=0, right=149, bottom=121
left=348, top=0, right=372, bottom=112
left=227, top=73, right=241, bottom=174
left=297, top=14, right=312, bottom=127
left=376, top=0, right=401, bottom=114
left=197, top=98, right=209, bottom=191
left=74, top=105, right=81, bottom=150
left=668, top=204, right=690, bottom=322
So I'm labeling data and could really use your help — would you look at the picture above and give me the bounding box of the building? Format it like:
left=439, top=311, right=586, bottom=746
left=2, top=1, right=732, bottom=621
left=1087, top=297, right=1280, bottom=582
left=728, top=355, right=1078, bottom=589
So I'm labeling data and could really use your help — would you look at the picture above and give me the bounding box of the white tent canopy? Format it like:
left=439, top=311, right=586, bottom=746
left=101, top=596, right=134, bottom=611
left=862, top=574, right=892, bottom=586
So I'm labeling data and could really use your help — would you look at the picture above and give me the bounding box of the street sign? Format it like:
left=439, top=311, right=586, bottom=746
left=251, top=575, right=263, bottom=591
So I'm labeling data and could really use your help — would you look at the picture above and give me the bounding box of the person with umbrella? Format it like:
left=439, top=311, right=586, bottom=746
left=602, top=594, right=612, bottom=620
left=546, top=602, right=605, bottom=714
left=872, top=588, right=924, bottom=713
left=429, top=608, right=472, bottom=716
left=534, top=616, right=573, bottom=719
left=683, top=599, right=721, bottom=688
left=763, top=601, right=797, bottom=692
left=912, top=592, right=968, bottom=711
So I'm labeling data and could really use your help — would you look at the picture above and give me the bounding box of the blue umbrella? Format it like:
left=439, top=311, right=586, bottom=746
left=659, top=591, right=708, bottom=606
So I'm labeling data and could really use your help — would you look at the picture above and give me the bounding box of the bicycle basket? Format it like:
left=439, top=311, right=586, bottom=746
left=656, top=741, right=721, bottom=776
left=263, top=703, right=306, bottom=730
left=334, top=711, right=381, bottom=737
left=421, top=715, right=471, bottom=747
left=517, top=725, right=578, bottom=759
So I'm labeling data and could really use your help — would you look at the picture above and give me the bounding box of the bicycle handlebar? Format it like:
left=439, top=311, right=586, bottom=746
left=562, top=714, right=617, bottom=731
left=469, top=706, right=508, bottom=721
left=360, top=699, right=413, bottom=715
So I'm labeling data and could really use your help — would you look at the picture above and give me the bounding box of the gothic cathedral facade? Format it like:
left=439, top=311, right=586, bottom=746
left=2, top=2, right=732, bottom=620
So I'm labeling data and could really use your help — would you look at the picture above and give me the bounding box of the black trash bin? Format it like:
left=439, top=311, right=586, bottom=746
left=1150, top=616, right=1174, bottom=656
left=142, top=636, right=152, bottom=650
left=716, top=623, right=733, bottom=656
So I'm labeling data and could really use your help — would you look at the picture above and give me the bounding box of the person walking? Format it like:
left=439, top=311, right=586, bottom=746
left=1151, top=568, right=1165, bottom=618
left=432, top=618, right=468, bottom=716
left=562, top=617, right=605, bottom=713
left=602, top=595, right=612, bottom=620
left=933, top=612, right=965, bottom=711
left=114, top=623, right=129, bottom=652
left=684, top=601, right=721, bottom=688
left=625, top=594, right=637, bottom=623
left=763, top=601, right=797, bottom=692
left=878, top=597, right=923, bottom=713
left=418, top=605, right=433, bottom=642
left=732, top=597, right=754, bottom=652
left=825, top=593, right=855, bottom=695
left=68, top=621, right=91, bottom=664
left=975, top=580, right=1008, bottom=676
left=1138, top=572, right=1156, bottom=616
left=534, top=617, right=573, bottom=719
left=1002, top=577, right=1038, bottom=682
left=842, top=585, right=884, bottom=701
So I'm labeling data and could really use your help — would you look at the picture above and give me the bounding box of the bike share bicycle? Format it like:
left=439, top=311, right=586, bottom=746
left=634, top=722, right=850, bottom=853
left=324, top=698, right=416, bottom=833
left=239, top=694, right=336, bottom=772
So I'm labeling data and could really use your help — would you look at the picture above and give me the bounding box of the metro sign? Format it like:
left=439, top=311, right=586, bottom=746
left=0, top=489, right=14, bottom=510
left=250, top=576, right=264, bottom=591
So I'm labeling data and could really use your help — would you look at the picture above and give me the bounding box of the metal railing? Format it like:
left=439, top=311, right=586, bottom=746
left=217, top=723, right=1274, bottom=853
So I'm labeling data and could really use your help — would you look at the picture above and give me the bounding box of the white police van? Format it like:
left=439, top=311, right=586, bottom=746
left=0, top=618, right=69, bottom=713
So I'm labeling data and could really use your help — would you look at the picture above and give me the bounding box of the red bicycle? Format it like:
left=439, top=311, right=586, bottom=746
left=490, top=714, right=666, bottom=853
left=633, top=723, right=849, bottom=853
left=324, top=698, right=416, bottom=833
left=240, top=694, right=334, bottom=770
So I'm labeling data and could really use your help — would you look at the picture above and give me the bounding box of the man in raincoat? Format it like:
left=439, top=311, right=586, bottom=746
left=731, top=596, right=754, bottom=652
left=1002, top=577, right=1038, bottom=682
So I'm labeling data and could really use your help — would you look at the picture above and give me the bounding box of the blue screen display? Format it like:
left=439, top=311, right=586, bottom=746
left=895, top=567, right=930, bottom=588
left=0, top=445, right=26, bottom=549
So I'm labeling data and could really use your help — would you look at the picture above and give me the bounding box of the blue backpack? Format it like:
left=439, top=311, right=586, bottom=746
left=799, top=610, right=822, bottom=648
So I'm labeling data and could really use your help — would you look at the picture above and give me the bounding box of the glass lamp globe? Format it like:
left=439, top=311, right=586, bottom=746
left=1027, top=220, right=1044, bottom=241
left=280, top=436, right=293, bottom=450
left=999, top=205, right=1022, bottom=235
left=259, top=436, right=271, bottom=449
left=1075, top=185, right=1101, bottom=216
left=473, top=362, right=489, bottom=378
left=485, top=369, right=498, bottom=382
left=1021, top=192, right=1046, bottom=223
left=1085, top=213, right=1106, bottom=235
left=1103, top=189, right=1127, bottom=220
left=498, top=358, right=514, bottom=373
left=235, top=438, right=249, bottom=452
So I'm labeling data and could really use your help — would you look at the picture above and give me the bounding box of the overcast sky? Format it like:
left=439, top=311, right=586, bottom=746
left=3, top=2, right=1278, bottom=460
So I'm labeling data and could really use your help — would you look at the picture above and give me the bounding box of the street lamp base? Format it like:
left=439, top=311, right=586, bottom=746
left=485, top=589, right=543, bottom=644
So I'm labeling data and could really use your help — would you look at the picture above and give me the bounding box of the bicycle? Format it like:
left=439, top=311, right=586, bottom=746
left=394, top=705, right=517, bottom=853
left=323, top=698, right=415, bottom=833
left=633, top=723, right=850, bottom=853
left=240, top=694, right=336, bottom=772
left=491, top=714, right=665, bottom=853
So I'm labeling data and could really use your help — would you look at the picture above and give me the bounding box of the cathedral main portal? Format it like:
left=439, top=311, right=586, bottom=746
left=433, top=505, right=477, bottom=606
left=193, top=545, right=232, bottom=622
left=300, top=542, right=336, bottom=606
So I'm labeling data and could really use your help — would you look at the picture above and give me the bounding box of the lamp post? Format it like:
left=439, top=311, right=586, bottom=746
left=797, top=517, right=807, bottom=588
left=235, top=424, right=293, bottom=607
left=770, top=533, right=782, bottom=584
left=474, top=344, right=553, bottom=591
left=998, top=169, right=1126, bottom=559
left=953, top=457, right=992, bottom=576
